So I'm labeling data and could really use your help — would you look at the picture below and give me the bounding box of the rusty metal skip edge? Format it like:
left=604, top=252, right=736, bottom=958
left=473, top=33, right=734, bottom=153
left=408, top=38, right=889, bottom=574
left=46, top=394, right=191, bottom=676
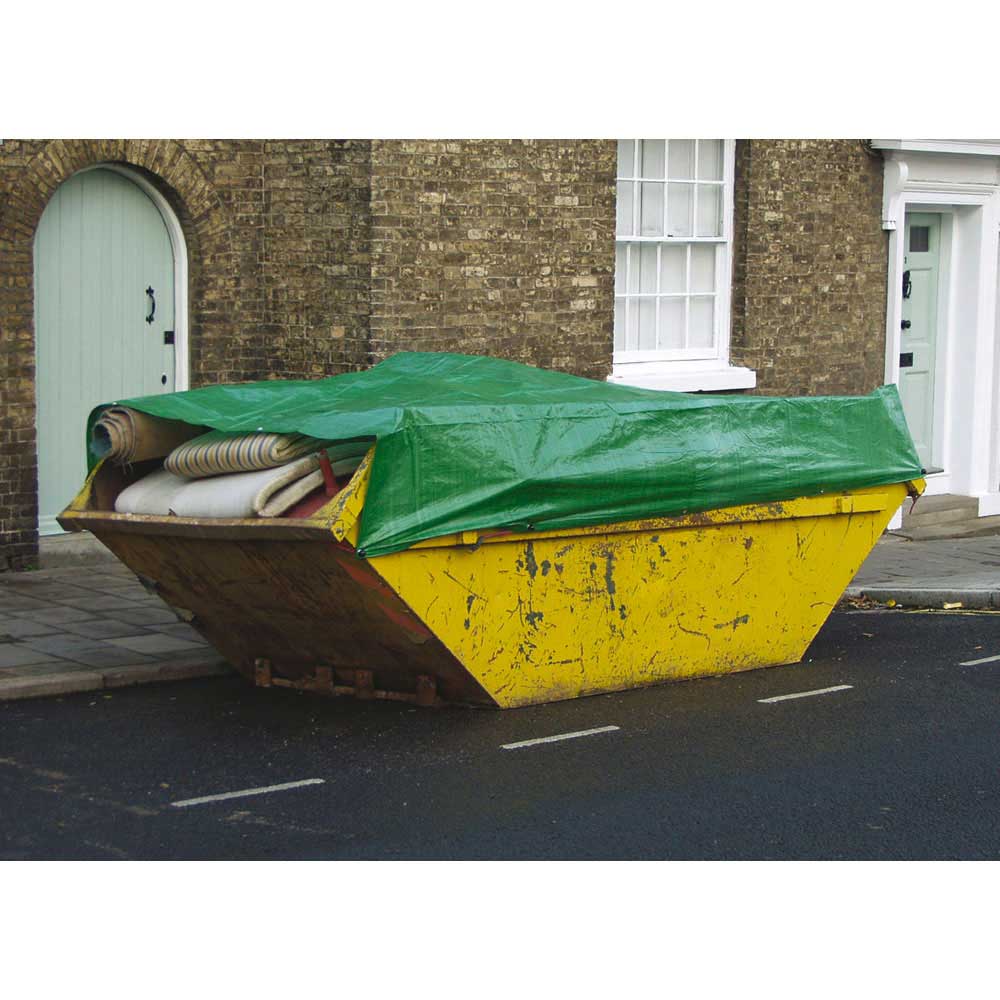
left=59, top=448, right=926, bottom=709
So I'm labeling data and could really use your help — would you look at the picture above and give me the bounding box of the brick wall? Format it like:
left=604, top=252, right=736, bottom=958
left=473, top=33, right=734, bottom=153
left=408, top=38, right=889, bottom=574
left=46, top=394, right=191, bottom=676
left=0, top=139, right=372, bottom=570
left=1, top=137, right=886, bottom=570
left=261, top=141, right=372, bottom=377
left=369, top=140, right=616, bottom=380
left=731, top=139, right=889, bottom=395
left=0, top=138, right=614, bottom=569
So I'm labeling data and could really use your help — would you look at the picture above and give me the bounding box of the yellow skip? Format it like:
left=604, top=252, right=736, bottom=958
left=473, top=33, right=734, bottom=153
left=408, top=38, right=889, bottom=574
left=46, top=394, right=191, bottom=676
left=367, top=478, right=923, bottom=707
left=62, top=445, right=924, bottom=709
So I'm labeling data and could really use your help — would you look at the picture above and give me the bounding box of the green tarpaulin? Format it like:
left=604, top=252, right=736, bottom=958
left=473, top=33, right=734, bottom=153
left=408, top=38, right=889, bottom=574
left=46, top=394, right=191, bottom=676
left=87, top=352, right=923, bottom=558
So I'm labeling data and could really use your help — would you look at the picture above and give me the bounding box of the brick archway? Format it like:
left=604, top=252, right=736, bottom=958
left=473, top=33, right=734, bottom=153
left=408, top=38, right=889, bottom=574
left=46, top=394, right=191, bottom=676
left=0, top=139, right=238, bottom=569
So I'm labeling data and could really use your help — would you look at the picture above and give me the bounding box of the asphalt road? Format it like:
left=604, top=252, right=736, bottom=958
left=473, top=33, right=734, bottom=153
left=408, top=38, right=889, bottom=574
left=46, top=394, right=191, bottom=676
left=2, top=607, right=999, bottom=859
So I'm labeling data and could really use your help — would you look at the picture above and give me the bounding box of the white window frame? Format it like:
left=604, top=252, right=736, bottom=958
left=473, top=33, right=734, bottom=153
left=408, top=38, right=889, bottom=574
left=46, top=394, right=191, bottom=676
left=609, top=139, right=756, bottom=392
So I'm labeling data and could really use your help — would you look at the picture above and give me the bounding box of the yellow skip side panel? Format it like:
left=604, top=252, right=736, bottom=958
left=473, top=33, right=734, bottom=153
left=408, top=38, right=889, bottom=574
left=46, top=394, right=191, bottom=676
left=370, top=483, right=914, bottom=708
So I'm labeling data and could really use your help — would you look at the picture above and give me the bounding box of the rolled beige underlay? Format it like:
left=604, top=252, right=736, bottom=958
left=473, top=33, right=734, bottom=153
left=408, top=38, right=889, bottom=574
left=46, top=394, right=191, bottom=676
left=114, top=453, right=365, bottom=519
left=255, top=454, right=364, bottom=517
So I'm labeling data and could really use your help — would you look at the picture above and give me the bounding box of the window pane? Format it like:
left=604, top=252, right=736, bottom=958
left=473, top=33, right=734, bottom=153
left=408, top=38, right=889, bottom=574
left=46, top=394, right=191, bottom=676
left=667, top=183, right=693, bottom=237
left=660, top=244, right=686, bottom=293
left=690, top=244, right=715, bottom=292
left=616, top=181, right=634, bottom=236
left=910, top=225, right=930, bottom=252
left=696, top=185, right=722, bottom=237
left=614, top=298, right=626, bottom=351
left=617, top=139, right=635, bottom=178
left=626, top=295, right=639, bottom=349
left=640, top=182, right=664, bottom=236
left=637, top=298, right=657, bottom=350
left=640, top=140, right=665, bottom=179
left=638, top=243, right=658, bottom=293
left=658, top=298, right=685, bottom=349
left=626, top=245, right=640, bottom=294
left=689, top=297, right=715, bottom=349
left=668, top=140, right=695, bottom=179
left=697, top=140, right=723, bottom=180
left=615, top=243, right=627, bottom=295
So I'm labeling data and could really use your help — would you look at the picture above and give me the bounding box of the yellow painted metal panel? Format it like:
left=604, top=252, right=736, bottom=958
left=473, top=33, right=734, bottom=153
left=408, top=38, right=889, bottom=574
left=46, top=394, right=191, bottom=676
left=370, top=481, right=917, bottom=708
left=322, top=446, right=373, bottom=545
left=401, top=491, right=892, bottom=551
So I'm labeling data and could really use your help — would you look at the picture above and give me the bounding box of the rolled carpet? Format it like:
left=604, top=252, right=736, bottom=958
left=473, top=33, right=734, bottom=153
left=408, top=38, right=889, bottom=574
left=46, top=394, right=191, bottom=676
left=93, top=407, right=203, bottom=464
left=164, top=430, right=331, bottom=478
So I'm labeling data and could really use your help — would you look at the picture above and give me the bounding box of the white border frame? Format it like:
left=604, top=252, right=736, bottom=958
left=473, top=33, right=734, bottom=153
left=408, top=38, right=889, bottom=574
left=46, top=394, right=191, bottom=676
left=79, top=162, right=190, bottom=391
left=609, top=139, right=755, bottom=392
left=872, top=140, right=1000, bottom=158
left=880, top=148, right=1000, bottom=517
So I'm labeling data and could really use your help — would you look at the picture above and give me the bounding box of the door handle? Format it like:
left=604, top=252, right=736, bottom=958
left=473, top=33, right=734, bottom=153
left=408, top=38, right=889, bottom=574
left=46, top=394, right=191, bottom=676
left=901, top=319, right=912, bottom=330
left=145, top=286, right=156, bottom=324
left=902, top=270, right=912, bottom=300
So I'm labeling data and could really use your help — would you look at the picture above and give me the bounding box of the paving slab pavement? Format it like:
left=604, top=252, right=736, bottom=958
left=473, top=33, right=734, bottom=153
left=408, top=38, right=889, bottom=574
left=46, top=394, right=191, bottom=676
left=0, top=561, right=231, bottom=701
left=845, top=533, right=1000, bottom=608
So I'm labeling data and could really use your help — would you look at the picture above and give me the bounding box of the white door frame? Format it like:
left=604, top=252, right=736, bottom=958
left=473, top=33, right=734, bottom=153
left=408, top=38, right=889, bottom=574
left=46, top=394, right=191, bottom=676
left=76, top=162, right=190, bottom=391
left=880, top=152, right=1000, bottom=512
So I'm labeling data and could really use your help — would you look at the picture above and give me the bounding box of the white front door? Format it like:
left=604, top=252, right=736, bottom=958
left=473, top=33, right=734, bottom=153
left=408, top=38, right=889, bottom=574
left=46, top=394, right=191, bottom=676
left=34, top=168, right=178, bottom=534
left=898, top=212, right=942, bottom=471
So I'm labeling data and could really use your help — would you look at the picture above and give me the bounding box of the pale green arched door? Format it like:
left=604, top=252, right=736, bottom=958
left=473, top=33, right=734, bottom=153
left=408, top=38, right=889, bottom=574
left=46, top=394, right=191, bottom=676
left=34, top=167, right=178, bottom=534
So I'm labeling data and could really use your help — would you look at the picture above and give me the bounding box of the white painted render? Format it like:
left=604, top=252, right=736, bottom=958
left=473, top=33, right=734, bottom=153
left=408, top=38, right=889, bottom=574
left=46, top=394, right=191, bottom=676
left=876, top=141, right=1000, bottom=520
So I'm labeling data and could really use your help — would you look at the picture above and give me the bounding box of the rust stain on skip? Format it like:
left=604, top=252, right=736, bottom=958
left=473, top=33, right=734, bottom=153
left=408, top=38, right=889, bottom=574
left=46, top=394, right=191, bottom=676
left=523, top=542, right=539, bottom=579
left=714, top=614, right=750, bottom=631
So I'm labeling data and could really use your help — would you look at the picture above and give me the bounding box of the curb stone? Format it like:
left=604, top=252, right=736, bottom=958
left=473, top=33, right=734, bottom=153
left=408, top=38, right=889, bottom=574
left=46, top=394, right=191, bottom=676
left=843, top=585, right=1000, bottom=610
left=0, top=656, right=232, bottom=701
left=0, top=670, right=106, bottom=700
left=101, top=658, right=232, bottom=689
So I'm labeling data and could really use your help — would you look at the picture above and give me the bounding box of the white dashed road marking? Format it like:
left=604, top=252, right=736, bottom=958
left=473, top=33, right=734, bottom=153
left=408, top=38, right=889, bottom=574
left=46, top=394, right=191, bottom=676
left=501, top=725, right=620, bottom=750
left=758, top=684, right=853, bottom=704
left=959, top=654, right=1000, bottom=666
left=170, top=778, right=325, bottom=808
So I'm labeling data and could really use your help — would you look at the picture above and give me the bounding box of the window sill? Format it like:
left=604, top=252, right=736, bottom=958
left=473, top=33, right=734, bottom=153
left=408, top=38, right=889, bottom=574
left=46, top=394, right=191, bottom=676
left=607, top=362, right=757, bottom=393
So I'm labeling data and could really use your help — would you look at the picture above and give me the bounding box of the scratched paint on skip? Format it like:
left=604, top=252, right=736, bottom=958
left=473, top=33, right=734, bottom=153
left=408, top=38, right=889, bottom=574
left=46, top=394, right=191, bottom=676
left=714, top=614, right=750, bottom=631
left=366, top=481, right=908, bottom=707
left=524, top=542, right=539, bottom=579
left=602, top=549, right=616, bottom=609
